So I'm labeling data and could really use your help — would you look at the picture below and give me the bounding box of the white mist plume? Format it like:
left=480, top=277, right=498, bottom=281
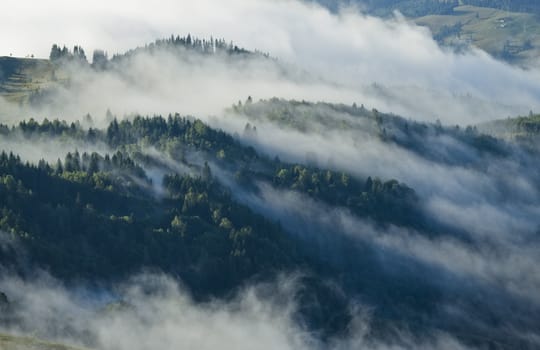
left=0, top=273, right=474, bottom=350
left=1, top=0, right=540, bottom=124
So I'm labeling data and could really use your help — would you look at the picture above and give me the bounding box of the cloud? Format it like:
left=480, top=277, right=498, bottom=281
left=0, top=132, right=111, bottom=164
left=215, top=105, right=540, bottom=240
left=2, top=0, right=540, bottom=124
left=196, top=107, right=540, bottom=308
left=1, top=0, right=540, bottom=347
left=225, top=177, right=540, bottom=332
left=0, top=272, right=476, bottom=350
left=0, top=49, right=363, bottom=126
left=201, top=141, right=540, bottom=310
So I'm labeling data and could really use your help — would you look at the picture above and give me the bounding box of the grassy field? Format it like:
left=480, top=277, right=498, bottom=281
left=0, top=333, right=89, bottom=350
left=0, top=57, right=62, bottom=105
left=415, top=5, right=540, bottom=65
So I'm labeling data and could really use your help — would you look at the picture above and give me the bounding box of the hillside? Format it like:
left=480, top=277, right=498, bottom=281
left=0, top=35, right=264, bottom=108
left=230, top=98, right=509, bottom=166
left=315, top=0, right=540, bottom=17
left=0, top=333, right=86, bottom=350
left=415, top=5, right=540, bottom=63
left=1, top=24, right=540, bottom=348
left=0, top=57, right=60, bottom=105
left=313, top=0, right=540, bottom=65
left=0, top=99, right=539, bottom=347
left=0, top=114, right=423, bottom=340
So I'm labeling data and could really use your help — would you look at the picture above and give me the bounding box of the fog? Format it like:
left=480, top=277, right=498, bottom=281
left=0, top=51, right=361, bottom=127
left=0, top=272, right=475, bottom=350
left=198, top=171, right=540, bottom=346
left=204, top=103, right=540, bottom=309
left=2, top=0, right=540, bottom=348
left=217, top=106, right=540, bottom=240
left=1, top=97, right=539, bottom=347
left=0, top=132, right=111, bottom=164
left=248, top=182, right=540, bottom=305
left=2, top=0, right=540, bottom=125
left=4, top=115, right=538, bottom=346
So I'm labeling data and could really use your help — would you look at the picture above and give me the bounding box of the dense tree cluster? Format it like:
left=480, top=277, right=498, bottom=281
left=233, top=98, right=509, bottom=167
left=92, top=50, right=109, bottom=70
left=0, top=115, right=445, bottom=341
left=1, top=106, right=532, bottom=345
left=0, top=113, right=431, bottom=278
left=104, top=114, right=259, bottom=164
left=49, top=44, right=87, bottom=63
left=0, top=149, right=297, bottom=293
left=13, top=118, right=84, bottom=138
left=47, top=33, right=263, bottom=71
left=109, top=34, right=267, bottom=66
left=270, top=165, right=418, bottom=226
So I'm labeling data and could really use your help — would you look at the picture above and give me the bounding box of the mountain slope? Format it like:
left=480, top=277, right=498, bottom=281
left=0, top=57, right=58, bottom=105
left=0, top=104, right=539, bottom=347
left=0, top=333, right=87, bottom=350
left=313, top=0, right=540, bottom=65
left=0, top=35, right=268, bottom=107
left=415, top=5, right=540, bottom=63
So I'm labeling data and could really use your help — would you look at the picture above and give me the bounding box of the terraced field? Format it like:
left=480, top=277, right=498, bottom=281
left=415, top=5, right=540, bottom=65
left=0, top=333, right=88, bottom=350
left=0, top=57, right=59, bottom=105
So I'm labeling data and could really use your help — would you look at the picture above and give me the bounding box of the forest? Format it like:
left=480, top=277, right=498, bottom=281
left=0, top=113, right=434, bottom=339
left=0, top=100, right=539, bottom=348
left=1, top=2, right=540, bottom=345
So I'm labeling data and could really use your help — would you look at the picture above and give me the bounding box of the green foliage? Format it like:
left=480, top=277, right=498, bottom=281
left=49, top=44, right=87, bottom=63
left=269, top=164, right=418, bottom=225
left=109, top=34, right=267, bottom=66
left=234, top=98, right=509, bottom=165
left=0, top=112, right=463, bottom=339
left=103, top=115, right=257, bottom=163
left=0, top=149, right=297, bottom=295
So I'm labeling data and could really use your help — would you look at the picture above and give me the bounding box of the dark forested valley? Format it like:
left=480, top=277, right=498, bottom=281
left=0, top=97, right=539, bottom=348
left=1, top=2, right=540, bottom=347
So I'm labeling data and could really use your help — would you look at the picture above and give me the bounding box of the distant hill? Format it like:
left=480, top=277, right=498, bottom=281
left=231, top=98, right=509, bottom=163
left=462, top=0, right=540, bottom=14
left=313, top=0, right=540, bottom=66
left=0, top=98, right=539, bottom=347
left=1, top=34, right=540, bottom=349
left=0, top=35, right=265, bottom=106
left=313, top=0, right=458, bottom=17
left=415, top=5, right=540, bottom=64
left=314, top=0, right=540, bottom=17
